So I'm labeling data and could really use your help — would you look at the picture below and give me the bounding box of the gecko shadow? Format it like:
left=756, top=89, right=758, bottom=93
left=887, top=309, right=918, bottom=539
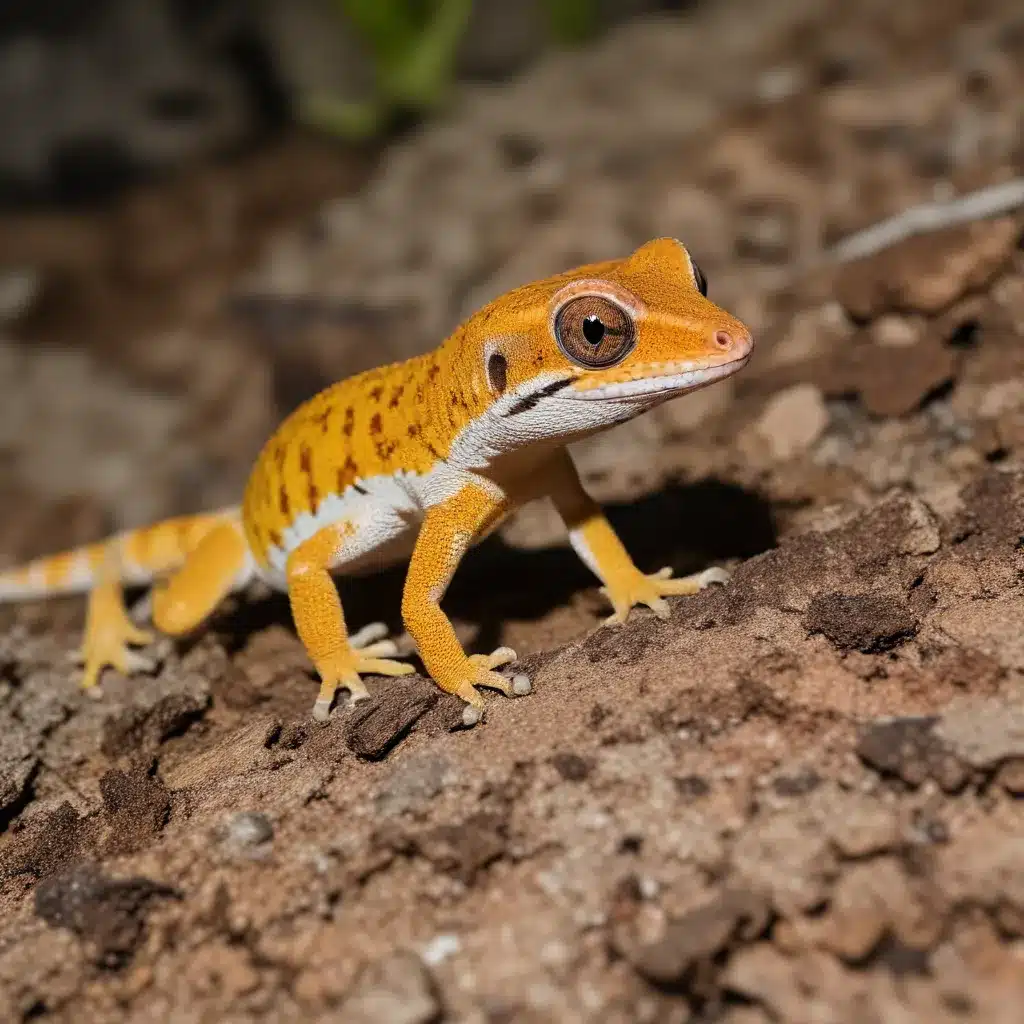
left=443, top=476, right=778, bottom=654
left=218, top=477, right=777, bottom=661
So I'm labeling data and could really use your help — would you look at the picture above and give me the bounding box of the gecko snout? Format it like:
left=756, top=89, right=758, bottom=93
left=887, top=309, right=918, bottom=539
left=711, top=325, right=753, bottom=360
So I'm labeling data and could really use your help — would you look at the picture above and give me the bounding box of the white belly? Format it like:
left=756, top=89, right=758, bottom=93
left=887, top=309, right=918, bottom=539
left=258, top=463, right=503, bottom=590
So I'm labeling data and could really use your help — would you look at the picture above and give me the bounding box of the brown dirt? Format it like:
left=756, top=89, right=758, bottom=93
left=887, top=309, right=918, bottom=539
left=2, top=0, right=1024, bottom=1021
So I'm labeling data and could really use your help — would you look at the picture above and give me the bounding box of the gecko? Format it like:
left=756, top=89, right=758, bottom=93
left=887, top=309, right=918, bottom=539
left=0, top=239, right=753, bottom=726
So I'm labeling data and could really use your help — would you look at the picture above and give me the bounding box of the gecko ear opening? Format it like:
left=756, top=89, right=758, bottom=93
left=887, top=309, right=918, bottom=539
left=486, top=350, right=508, bottom=395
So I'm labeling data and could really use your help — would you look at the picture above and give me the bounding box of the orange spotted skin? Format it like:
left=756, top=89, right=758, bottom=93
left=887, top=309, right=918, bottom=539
left=242, top=354, right=444, bottom=566
left=0, top=239, right=754, bottom=722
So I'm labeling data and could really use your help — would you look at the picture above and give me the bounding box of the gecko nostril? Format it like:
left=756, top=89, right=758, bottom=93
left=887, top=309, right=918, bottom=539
left=714, top=330, right=733, bottom=349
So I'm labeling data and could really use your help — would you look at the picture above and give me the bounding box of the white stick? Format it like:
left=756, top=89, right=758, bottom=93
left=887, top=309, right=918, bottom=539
left=824, top=178, right=1024, bottom=264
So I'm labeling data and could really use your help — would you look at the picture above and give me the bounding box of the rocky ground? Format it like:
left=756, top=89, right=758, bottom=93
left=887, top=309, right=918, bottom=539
left=1, top=0, right=1024, bottom=1021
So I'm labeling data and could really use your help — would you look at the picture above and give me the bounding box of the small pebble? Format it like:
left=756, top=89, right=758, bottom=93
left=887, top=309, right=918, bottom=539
left=225, top=811, right=273, bottom=848
left=421, top=933, right=461, bottom=966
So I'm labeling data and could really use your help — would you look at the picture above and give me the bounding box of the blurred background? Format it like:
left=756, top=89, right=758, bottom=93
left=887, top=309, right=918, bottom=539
left=0, top=0, right=1021, bottom=554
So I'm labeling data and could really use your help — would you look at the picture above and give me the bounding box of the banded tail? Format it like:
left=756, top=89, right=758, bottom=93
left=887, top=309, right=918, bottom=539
left=0, top=510, right=240, bottom=603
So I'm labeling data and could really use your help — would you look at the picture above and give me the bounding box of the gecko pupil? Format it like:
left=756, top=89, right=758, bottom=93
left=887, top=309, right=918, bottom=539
left=582, top=315, right=605, bottom=344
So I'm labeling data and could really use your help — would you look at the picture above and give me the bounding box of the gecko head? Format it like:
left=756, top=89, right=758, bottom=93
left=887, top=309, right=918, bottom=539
left=476, top=238, right=753, bottom=443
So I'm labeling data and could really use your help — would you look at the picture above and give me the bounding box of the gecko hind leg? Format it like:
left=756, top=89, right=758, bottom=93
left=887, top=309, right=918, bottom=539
left=76, top=567, right=156, bottom=691
left=77, top=518, right=251, bottom=693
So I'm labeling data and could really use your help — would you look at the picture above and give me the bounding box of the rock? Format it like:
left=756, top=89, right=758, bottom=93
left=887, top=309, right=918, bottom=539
left=935, top=599, right=1024, bottom=673
left=770, top=769, right=821, bottom=797
left=222, top=811, right=274, bottom=850
left=722, top=943, right=801, bottom=1020
left=835, top=218, right=1021, bottom=319
left=936, top=819, right=1024, bottom=921
left=825, top=793, right=901, bottom=858
left=34, top=864, right=178, bottom=968
left=336, top=950, right=442, bottom=1024
left=414, top=813, right=507, bottom=885
left=768, top=302, right=854, bottom=369
left=754, top=384, right=829, bottom=462
left=806, top=860, right=905, bottom=960
left=804, top=592, right=918, bottom=653
left=730, top=809, right=835, bottom=915
left=797, top=851, right=938, bottom=962
left=375, top=753, right=454, bottom=817
left=978, top=379, right=1024, bottom=419
left=858, top=341, right=957, bottom=418
left=870, top=314, right=926, bottom=348
left=995, top=758, right=1024, bottom=796
left=616, top=888, right=771, bottom=985
left=934, top=699, right=1024, bottom=770
left=856, top=717, right=967, bottom=792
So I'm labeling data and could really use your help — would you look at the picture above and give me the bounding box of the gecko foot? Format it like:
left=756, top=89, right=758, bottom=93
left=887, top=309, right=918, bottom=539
left=600, top=565, right=729, bottom=625
left=74, top=583, right=156, bottom=690
left=311, top=625, right=414, bottom=722
left=450, top=647, right=532, bottom=713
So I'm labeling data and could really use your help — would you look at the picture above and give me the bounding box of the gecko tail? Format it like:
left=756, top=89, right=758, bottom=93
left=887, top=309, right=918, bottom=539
left=0, top=509, right=241, bottom=604
left=0, top=543, right=107, bottom=602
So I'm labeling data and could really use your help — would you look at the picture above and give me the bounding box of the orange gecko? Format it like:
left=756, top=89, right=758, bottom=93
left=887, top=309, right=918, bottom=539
left=0, top=239, right=753, bottom=726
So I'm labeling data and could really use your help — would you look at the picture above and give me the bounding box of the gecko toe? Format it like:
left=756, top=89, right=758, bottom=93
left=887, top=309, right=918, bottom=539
left=358, top=639, right=400, bottom=658
left=349, top=621, right=390, bottom=648
left=698, top=566, right=730, bottom=588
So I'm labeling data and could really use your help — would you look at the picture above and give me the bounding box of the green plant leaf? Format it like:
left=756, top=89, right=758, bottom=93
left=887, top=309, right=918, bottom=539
left=301, top=92, right=385, bottom=141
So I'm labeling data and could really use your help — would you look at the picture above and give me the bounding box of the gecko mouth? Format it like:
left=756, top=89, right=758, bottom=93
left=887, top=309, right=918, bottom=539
left=564, top=355, right=750, bottom=402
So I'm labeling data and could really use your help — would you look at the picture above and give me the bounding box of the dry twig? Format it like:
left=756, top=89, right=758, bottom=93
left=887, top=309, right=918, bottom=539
left=823, top=178, right=1024, bottom=264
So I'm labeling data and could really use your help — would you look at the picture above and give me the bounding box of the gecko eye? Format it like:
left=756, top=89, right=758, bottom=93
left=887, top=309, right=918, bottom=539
left=554, top=295, right=635, bottom=368
left=692, top=261, right=708, bottom=297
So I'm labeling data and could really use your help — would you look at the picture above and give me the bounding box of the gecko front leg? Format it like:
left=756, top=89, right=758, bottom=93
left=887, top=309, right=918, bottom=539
left=286, top=522, right=414, bottom=721
left=401, top=481, right=531, bottom=723
left=544, top=449, right=728, bottom=623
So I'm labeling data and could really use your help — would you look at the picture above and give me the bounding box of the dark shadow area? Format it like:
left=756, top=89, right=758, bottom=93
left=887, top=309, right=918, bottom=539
left=215, top=477, right=778, bottom=660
